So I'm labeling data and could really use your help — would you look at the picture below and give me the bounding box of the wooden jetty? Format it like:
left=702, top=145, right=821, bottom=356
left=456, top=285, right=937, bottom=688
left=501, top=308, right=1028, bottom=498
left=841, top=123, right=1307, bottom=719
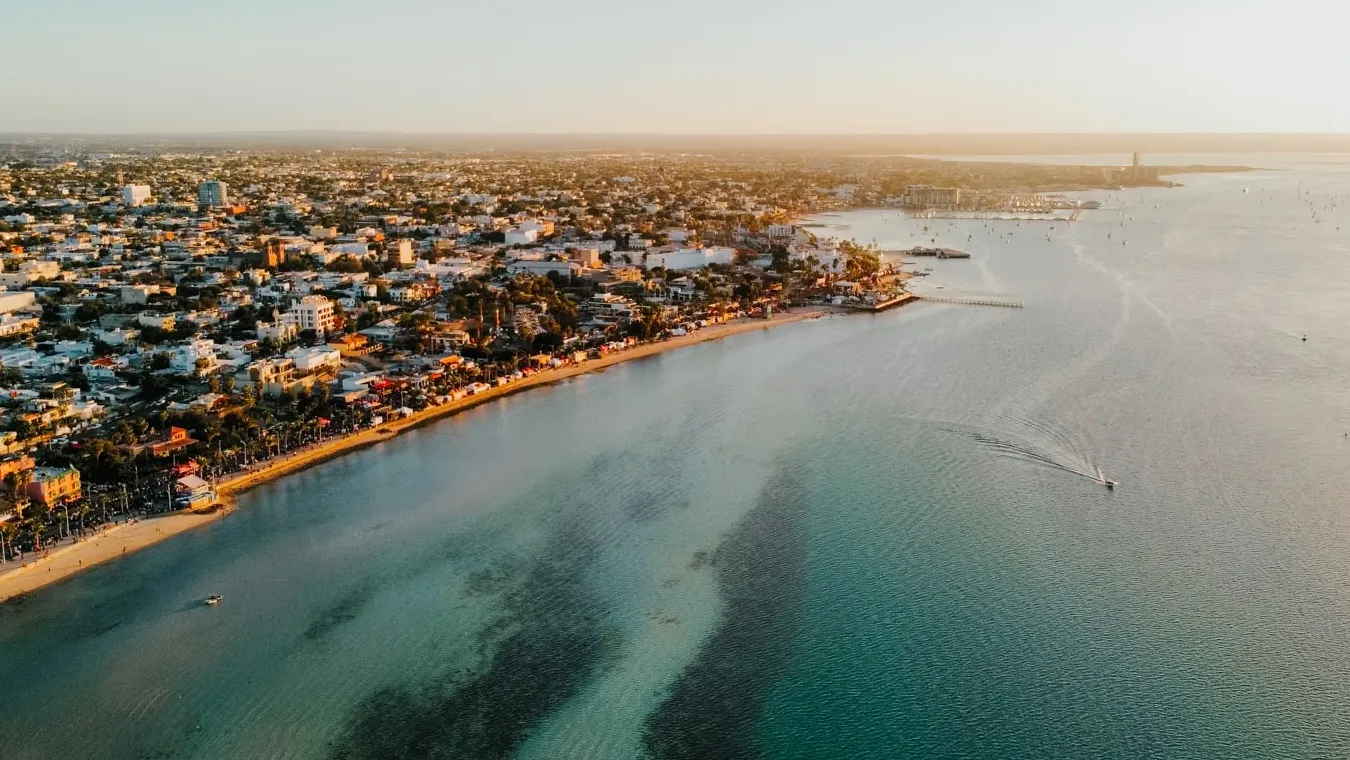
left=916, top=295, right=1023, bottom=308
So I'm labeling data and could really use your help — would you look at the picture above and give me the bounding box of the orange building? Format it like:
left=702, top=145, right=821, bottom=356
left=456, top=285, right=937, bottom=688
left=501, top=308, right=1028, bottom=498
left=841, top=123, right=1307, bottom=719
left=0, top=454, right=35, bottom=481
left=264, top=239, right=288, bottom=268
left=149, top=427, right=196, bottom=457
left=27, top=467, right=81, bottom=506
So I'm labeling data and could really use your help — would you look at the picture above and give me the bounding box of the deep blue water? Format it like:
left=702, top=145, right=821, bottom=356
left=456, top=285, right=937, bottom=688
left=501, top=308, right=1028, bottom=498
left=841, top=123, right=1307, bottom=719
left=3, top=160, right=1350, bottom=758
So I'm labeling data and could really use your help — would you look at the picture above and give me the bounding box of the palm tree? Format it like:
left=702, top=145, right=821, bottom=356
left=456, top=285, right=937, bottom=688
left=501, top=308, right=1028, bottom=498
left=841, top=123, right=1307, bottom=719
left=0, top=519, right=18, bottom=562
left=4, top=470, right=31, bottom=506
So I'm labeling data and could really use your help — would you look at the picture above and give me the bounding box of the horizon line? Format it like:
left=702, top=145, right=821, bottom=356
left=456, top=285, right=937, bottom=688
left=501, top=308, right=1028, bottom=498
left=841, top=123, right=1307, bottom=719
left=6, top=130, right=1350, bottom=137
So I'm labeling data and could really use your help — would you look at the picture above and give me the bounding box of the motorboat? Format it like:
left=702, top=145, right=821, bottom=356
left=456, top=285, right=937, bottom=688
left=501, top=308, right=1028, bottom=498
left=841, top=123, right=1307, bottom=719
left=206, top=595, right=223, bottom=606
left=1097, top=467, right=1117, bottom=490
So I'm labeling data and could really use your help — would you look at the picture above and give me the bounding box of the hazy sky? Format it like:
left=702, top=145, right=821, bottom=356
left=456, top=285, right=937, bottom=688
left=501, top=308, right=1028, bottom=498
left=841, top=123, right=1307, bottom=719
left=5, top=0, right=1349, bottom=134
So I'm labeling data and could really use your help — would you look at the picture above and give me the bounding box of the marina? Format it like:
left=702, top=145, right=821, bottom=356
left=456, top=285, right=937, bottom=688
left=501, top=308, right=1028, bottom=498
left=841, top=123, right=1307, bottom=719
left=910, top=209, right=1083, bottom=222
left=893, top=246, right=971, bottom=258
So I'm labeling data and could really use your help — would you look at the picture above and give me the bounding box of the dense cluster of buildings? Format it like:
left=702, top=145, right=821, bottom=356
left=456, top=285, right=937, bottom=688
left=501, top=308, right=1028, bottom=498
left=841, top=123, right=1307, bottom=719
left=0, top=147, right=904, bottom=548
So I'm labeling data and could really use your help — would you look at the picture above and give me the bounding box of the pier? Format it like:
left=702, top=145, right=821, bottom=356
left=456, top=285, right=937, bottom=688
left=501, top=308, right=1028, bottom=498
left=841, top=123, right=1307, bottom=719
left=916, top=295, right=1024, bottom=308
left=839, top=293, right=917, bottom=312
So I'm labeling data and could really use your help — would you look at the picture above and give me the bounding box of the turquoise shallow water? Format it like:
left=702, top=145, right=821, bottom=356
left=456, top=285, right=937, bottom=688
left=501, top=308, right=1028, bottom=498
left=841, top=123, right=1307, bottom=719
left=5, top=159, right=1350, bottom=758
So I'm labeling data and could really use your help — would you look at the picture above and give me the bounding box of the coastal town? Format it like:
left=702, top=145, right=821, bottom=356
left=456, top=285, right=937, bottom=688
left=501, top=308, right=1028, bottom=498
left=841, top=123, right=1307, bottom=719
left=0, top=145, right=1162, bottom=596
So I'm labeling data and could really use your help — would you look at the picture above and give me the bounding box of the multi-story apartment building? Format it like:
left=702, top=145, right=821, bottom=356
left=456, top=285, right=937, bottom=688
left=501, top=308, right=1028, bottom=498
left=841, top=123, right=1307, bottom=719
left=198, top=180, right=229, bottom=207
left=290, top=295, right=337, bottom=338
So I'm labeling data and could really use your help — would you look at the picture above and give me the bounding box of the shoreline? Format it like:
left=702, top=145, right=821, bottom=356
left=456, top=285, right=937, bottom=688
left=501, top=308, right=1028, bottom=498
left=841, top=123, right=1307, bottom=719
left=0, top=307, right=832, bottom=603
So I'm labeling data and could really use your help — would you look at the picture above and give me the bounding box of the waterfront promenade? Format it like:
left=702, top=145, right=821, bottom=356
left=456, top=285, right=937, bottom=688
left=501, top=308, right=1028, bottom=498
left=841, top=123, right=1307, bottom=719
left=0, top=308, right=828, bottom=602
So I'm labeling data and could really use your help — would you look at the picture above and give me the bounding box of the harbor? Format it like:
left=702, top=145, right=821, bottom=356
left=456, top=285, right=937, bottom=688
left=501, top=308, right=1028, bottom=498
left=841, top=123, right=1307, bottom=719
left=910, top=209, right=1083, bottom=222
left=892, top=246, right=972, bottom=259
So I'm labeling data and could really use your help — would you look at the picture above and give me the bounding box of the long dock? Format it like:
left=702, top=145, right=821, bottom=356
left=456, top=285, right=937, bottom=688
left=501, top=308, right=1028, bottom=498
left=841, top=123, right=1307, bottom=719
left=916, top=295, right=1024, bottom=308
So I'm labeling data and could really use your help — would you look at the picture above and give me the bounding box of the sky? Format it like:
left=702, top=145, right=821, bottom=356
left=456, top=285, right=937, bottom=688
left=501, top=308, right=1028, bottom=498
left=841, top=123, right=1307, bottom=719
left=4, top=0, right=1350, bottom=134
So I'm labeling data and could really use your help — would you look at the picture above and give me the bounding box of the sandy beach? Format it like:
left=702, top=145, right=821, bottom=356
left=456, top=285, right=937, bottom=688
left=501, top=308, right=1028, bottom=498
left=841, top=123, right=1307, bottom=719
left=0, top=511, right=224, bottom=603
left=0, top=308, right=830, bottom=602
left=216, top=308, right=829, bottom=498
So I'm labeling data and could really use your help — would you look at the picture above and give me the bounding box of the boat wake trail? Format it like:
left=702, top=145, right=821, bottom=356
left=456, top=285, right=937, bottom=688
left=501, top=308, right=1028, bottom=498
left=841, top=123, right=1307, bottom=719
left=968, top=433, right=1101, bottom=482
left=946, top=416, right=1108, bottom=485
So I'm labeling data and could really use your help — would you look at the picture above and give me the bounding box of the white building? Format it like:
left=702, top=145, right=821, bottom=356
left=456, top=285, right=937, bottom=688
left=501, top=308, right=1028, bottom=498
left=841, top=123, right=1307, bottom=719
left=0, top=348, right=39, bottom=372
left=93, top=327, right=140, bottom=346
left=504, top=228, right=540, bottom=246
left=330, top=242, right=372, bottom=258
left=120, top=285, right=159, bottom=304
left=170, top=339, right=218, bottom=375
left=507, top=259, right=580, bottom=278
left=586, top=294, right=637, bottom=322
left=0, top=291, right=35, bottom=314
left=517, top=220, right=551, bottom=237
left=256, top=321, right=299, bottom=344
left=198, top=180, right=229, bottom=207
left=0, top=260, right=60, bottom=288
left=122, top=185, right=152, bottom=207
left=388, top=283, right=432, bottom=303
left=286, top=346, right=341, bottom=375
left=644, top=247, right=736, bottom=271
left=138, top=312, right=176, bottom=331
left=83, top=356, right=123, bottom=382
left=359, top=320, right=399, bottom=345
left=0, top=315, right=39, bottom=337
left=419, top=260, right=487, bottom=283
left=53, top=340, right=92, bottom=357
left=291, top=295, right=337, bottom=338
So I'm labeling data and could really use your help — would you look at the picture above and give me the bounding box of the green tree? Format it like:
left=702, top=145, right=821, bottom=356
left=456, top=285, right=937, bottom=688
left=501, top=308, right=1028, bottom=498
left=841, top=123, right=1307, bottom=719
left=138, top=372, right=170, bottom=400
left=6, top=418, right=34, bottom=440
left=325, top=255, right=366, bottom=273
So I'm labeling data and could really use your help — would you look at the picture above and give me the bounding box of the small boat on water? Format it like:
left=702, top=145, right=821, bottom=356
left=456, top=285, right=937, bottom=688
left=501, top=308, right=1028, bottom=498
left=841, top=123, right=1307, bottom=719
left=1096, top=467, right=1117, bottom=490
left=205, top=595, right=223, bottom=606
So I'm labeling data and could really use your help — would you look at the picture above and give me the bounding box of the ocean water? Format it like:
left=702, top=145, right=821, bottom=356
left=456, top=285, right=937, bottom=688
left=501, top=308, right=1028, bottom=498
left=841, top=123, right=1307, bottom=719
left=5, top=159, right=1350, bottom=758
